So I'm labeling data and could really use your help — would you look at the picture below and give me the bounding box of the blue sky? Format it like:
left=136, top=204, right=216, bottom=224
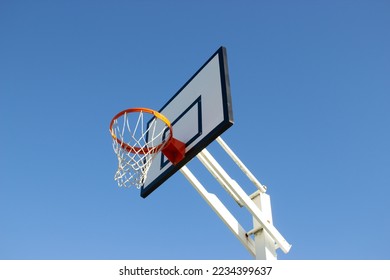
left=1, top=1, right=389, bottom=260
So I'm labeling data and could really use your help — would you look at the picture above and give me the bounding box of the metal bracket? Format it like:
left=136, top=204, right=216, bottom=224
left=246, top=226, right=263, bottom=237
left=180, top=137, right=291, bottom=259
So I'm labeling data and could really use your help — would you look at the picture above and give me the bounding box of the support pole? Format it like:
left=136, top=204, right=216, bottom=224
left=197, top=151, right=243, bottom=207
left=197, top=149, right=291, bottom=254
left=179, top=138, right=291, bottom=259
left=216, top=137, right=267, bottom=193
left=251, top=191, right=277, bottom=260
left=179, top=166, right=256, bottom=257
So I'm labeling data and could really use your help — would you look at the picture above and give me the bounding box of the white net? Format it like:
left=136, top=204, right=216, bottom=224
left=111, top=110, right=171, bottom=188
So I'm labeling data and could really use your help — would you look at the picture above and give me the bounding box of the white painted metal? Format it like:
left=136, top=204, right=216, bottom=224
left=251, top=191, right=277, bottom=260
left=216, top=137, right=267, bottom=193
left=196, top=148, right=291, bottom=254
left=246, top=226, right=262, bottom=236
left=196, top=151, right=244, bottom=207
left=179, top=166, right=256, bottom=257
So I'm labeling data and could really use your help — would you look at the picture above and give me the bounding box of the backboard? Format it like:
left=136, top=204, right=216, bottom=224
left=140, top=46, right=233, bottom=198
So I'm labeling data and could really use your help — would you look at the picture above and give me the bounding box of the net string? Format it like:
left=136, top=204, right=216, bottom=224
left=111, top=111, right=170, bottom=188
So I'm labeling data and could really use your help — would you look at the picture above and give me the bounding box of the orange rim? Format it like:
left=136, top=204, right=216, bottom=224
left=109, top=107, right=173, bottom=154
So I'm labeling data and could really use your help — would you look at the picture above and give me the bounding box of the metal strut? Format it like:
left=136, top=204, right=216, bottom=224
left=180, top=137, right=291, bottom=260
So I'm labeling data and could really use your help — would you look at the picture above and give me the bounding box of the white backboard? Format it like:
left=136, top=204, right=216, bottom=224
left=141, top=47, right=233, bottom=198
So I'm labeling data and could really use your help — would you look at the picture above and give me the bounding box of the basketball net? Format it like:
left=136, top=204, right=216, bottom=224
left=110, top=110, right=170, bottom=188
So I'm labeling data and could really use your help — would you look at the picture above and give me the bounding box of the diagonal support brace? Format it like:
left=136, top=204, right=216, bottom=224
left=197, top=148, right=291, bottom=254
left=179, top=165, right=256, bottom=257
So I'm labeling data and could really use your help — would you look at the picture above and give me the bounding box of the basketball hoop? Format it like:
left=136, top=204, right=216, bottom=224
left=109, top=108, right=185, bottom=189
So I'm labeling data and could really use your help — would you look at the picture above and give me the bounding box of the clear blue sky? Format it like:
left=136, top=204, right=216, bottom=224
left=1, top=1, right=389, bottom=260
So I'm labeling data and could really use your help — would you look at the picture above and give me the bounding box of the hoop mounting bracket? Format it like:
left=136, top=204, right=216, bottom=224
left=162, top=138, right=186, bottom=165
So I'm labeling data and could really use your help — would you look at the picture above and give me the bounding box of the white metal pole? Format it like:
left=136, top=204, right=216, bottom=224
left=197, top=149, right=291, bottom=254
left=251, top=191, right=277, bottom=260
left=179, top=165, right=256, bottom=257
left=197, top=151, right=244, bottom=207
left=216, top=137, right=267, bottom=193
